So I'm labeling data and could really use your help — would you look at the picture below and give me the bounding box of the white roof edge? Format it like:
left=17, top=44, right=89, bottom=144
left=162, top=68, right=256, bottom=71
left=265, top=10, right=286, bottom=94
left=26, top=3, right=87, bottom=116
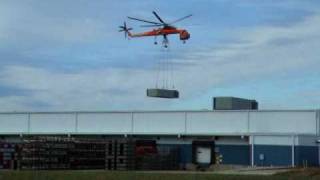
left=0, top=132, right=317, bottom=136
left=0, top=109, right=319, bottom=114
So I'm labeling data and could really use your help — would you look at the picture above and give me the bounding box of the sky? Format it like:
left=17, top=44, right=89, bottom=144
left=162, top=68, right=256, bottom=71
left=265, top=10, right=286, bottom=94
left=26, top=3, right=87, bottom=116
left=0, top=0, right=319, bottom=111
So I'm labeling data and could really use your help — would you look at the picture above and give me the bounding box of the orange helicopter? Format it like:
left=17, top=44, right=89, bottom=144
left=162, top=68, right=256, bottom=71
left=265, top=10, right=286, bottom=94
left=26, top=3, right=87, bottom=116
left=119, top=11, right=192, bottom=48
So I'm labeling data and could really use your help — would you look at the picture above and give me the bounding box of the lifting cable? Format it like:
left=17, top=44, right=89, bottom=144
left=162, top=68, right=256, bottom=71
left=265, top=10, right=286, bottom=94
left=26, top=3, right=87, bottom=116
left=155, top=45, right=175, bottom=89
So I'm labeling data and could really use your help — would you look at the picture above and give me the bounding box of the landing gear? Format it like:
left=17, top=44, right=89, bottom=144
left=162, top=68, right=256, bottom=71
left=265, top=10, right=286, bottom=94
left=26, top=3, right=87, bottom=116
left=153, top=35, right=169, bottom=48
left=183, top=40, right=186, bottom=44
left=162, top=35, right=169, bottom=48
left=154, top=36, right=158, bottom=45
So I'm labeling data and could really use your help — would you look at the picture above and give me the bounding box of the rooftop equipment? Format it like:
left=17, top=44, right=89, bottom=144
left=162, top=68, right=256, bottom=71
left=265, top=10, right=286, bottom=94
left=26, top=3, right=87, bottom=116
left=213, top=97, right=258, bottom=110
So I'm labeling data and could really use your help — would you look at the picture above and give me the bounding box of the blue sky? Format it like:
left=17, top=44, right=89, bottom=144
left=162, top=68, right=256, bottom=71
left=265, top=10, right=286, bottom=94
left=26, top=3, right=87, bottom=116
left=0, top=0, right=319, bottom=111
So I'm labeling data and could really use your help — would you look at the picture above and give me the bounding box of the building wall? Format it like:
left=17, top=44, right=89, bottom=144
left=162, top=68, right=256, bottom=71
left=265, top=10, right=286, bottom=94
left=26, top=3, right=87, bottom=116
left=252, top=145, right=319, bottom=167
left=294, top=135, right=319, bottom=166
left=254, top=145, right=292, bottom=166
left=251, top=135, right=319, bottom=167
left=0, top=110, right=319, bottom=167
left=155, top=136, right=319, bottom=167
left=0, top=110, right=318, bottom=136
left=216, top=144, right=250, bottom=165
left=249, top=111, right=317, bottom=135
left=295, top=146, right=318, bottom=166
left=0, top=134, right=319, bottom=167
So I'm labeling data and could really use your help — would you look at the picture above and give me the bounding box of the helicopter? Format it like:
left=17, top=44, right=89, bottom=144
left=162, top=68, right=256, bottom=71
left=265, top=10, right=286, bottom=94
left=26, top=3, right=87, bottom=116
left=119, top=11, right=192, bottom=48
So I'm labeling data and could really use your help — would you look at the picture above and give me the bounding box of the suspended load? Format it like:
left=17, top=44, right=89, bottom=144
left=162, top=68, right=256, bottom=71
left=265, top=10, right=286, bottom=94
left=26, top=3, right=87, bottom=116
left=144, top=43, right=179, bottom=99
left=147, top=88, right=179, bottom=99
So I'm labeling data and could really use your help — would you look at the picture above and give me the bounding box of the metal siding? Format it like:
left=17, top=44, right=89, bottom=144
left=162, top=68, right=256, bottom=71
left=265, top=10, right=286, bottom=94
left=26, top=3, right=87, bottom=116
left=77, top=113, right=132, bottom=134
left=215, top=136, right=249, bottom=145
left=317, top=110, right=320, bottom=136
left=216, top=145, right=250, bottom=165
left=186, top=112, right=248, bottom=134
left=297, top=135, right=318, bottom=146
left=295, top=146, right=319, bottom=166
left=157, top=139, right=192, bottom=145
left=254, top=145, right=292, bottom=166
left=0, top=110, right=318, bottom=136
left=133, top=112, right=185, bottom=134
left=180, top=144, right=193, bottom=164
left=0, top=114, right=29, bottom=133
left=253, top=136, right=294, bottom=146
left=249, top=111, right=317, bottom=135
left=29, top=113, right=76, bottom=133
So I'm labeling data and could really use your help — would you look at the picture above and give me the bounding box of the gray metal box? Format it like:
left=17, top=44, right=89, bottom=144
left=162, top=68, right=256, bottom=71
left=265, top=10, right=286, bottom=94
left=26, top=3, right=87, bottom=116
left=213, top=97, right=258, bottom=110
left=147, top=89, right=179, bottom=99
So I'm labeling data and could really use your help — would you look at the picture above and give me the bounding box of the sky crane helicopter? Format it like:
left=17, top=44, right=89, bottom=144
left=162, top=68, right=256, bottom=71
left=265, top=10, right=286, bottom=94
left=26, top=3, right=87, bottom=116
left=119, top=11, right=192, bottom=48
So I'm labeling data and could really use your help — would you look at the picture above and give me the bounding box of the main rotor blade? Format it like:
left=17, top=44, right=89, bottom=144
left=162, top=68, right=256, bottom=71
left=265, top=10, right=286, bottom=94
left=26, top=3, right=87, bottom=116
left=140, top=24, right=163, bottom=28
left=152, top=11, right=166, bottom=24
left=128, top=16, right=161, bottom=25
left=169, top=14, right=192, bottom=25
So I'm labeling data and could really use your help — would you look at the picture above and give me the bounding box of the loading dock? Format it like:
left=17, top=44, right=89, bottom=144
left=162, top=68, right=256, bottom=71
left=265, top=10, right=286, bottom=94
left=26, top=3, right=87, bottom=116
left=192, top=141, right=215, bottom=167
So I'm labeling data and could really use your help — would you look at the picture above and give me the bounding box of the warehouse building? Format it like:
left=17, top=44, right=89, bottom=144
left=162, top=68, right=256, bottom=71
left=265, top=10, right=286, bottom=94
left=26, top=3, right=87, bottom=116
left=0, top=109, right=320, bottom=169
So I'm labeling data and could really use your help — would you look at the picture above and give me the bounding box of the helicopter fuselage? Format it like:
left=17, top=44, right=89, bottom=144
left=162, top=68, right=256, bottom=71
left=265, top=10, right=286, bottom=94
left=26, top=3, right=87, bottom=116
left=128, top=26, right=190, bottom=41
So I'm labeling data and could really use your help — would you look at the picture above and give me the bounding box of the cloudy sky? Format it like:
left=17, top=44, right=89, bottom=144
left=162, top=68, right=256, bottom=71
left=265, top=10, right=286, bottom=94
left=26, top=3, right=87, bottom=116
left=0, top=0, right=319, bottom=111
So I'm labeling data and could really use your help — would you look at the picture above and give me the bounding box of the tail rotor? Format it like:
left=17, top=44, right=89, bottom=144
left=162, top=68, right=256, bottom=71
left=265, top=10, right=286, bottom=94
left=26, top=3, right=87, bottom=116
left=119, top=22, right=132, bottom=39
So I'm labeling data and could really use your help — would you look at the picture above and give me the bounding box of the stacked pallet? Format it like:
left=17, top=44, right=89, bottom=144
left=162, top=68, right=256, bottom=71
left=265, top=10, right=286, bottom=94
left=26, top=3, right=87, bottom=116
left=20, top=137, right=137, bottom=170
left=105, top=140, right=115, bottom=170
left=20, top=137, right=72, bottom=170
left=69, top=140, right=106, bottom=170
left=105, top=139, right=135, bottom=170
left=21, top=137, right=110, bottom=170
left=16, top=137, right=181, bottom=171
left=0, top=143, right=17, bottom=169
left=115, top=139, right=135, bottom=170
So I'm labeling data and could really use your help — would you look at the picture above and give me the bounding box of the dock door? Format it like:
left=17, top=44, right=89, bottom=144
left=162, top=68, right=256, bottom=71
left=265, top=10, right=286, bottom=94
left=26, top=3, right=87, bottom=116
left=192, top=141, right=215, bottom=166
